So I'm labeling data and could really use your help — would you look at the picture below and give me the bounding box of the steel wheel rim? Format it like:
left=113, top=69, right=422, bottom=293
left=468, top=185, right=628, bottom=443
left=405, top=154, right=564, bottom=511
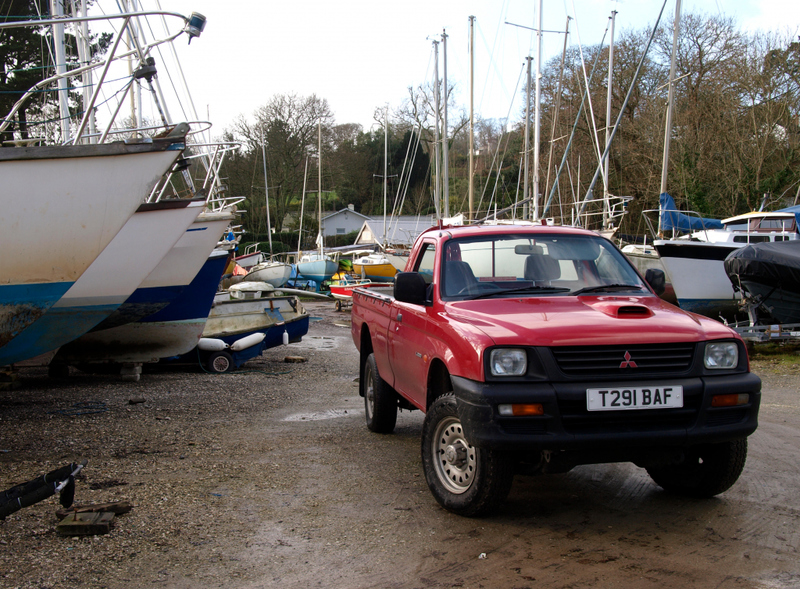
left=432, top=415, right=476, bottom=494
left=364, top=363, right=375, bottom=420
left=212, top=355, right=230, bottom=373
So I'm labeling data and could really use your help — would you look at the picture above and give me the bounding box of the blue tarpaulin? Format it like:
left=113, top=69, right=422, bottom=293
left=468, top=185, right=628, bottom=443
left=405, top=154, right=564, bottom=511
left=659, top=193, right=723, bottom=232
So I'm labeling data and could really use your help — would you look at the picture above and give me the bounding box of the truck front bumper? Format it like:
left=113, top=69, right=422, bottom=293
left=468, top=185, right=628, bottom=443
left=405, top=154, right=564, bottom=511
left=451, top=373, right=761, bottom=453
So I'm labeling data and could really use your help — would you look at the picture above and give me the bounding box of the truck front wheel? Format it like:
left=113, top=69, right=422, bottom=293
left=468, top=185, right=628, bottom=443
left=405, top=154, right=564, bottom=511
left=363, top=353, right=397, bottom=433
left=646, top=439, right=748, bottom=498
left=421, top=393, right=514, bottom=517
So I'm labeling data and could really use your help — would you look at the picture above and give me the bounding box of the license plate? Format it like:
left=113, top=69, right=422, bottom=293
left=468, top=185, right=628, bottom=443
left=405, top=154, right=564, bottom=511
left=586, top=385, right=683, bottom=411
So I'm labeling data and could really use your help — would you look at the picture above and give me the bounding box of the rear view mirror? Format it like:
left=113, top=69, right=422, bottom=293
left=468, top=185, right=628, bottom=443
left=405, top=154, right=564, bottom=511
left=394, top=272, right=428, bottom=305
left=645, top=268, right=666, bottom=296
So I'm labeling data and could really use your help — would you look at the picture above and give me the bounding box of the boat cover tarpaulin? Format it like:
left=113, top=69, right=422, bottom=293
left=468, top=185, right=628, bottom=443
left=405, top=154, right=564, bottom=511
left=777, top=204, right=800, bottom=228
left=659, top=193, right=723, bottom=232
left=724, top=240, right=800, bottom=290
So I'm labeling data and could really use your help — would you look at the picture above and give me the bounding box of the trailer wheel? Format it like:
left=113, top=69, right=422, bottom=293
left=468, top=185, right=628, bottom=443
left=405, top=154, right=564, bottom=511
left=335, top=300, right=342, bottom=312
left=646, top=439, right=748, bottom=497
left=363, top=353, right=397, bottom=433
left=207, top=351, right=234, bottom=373
left=421, top=393, right=514, bottom=517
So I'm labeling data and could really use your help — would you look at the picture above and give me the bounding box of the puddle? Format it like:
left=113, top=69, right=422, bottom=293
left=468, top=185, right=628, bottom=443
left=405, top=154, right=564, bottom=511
left=283, top=409, right=360, bottom=422
left=289, top=336, right=342, bottom=350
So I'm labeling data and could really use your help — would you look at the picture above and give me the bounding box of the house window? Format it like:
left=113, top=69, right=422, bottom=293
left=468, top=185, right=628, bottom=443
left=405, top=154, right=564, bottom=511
left=337, top=228, right=346, bottom=234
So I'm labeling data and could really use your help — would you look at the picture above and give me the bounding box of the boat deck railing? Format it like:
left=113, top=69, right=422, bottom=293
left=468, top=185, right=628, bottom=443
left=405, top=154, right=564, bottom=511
left=641, top=208, right=722, bottom=241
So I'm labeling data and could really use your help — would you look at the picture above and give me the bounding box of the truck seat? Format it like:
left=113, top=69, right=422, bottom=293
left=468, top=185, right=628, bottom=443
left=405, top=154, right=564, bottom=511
left=524, top=255, right=561, bottom=285
left=444, top=260, right=477, bottom=295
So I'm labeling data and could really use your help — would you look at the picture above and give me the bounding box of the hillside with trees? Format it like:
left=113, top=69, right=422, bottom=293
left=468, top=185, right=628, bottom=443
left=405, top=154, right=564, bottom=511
left=215, top=13, right=798, bottom=250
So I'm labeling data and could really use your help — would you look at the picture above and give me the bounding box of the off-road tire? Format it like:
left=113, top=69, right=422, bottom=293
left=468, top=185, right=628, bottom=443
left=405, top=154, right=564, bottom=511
left=421, top=393, right=514, bottom=517
left=646, top=439, right=748, bottom=497
left=362, top=353, right=397, bottom=433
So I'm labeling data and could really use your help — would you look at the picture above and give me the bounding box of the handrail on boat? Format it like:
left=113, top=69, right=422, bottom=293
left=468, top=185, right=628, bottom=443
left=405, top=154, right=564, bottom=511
left=641, top=208, right=721, bottom=241
left=0, top=11, right=201, bottom=141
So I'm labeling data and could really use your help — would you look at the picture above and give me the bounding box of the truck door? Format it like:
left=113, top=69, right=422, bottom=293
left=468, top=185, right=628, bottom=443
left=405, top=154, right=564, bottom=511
left=388, top=241, right=437, bottom=408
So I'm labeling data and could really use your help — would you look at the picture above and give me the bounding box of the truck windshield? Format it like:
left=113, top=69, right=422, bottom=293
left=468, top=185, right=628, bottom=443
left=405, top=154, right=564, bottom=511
left=440, top=233, right=648, bottom=300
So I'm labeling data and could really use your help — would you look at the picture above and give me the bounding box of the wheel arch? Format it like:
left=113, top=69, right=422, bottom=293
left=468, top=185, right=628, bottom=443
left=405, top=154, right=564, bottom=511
left=358, top=325, right=374, bottom=397
left=426, top=358, right=452, bottom=411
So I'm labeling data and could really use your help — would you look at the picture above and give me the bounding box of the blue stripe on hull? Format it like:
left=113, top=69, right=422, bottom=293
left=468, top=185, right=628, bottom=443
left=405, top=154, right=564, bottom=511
left=141, top=254, right=229, bottom=323
left=91, top=285, right=186, bottom=331
left=0, top=303, right=119, bottom=365
left=0, top=282, right=73, bottom=351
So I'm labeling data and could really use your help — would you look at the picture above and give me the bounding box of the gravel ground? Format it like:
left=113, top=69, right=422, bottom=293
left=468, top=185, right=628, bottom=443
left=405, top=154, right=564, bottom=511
left=1, top=301, right=800, bottom=589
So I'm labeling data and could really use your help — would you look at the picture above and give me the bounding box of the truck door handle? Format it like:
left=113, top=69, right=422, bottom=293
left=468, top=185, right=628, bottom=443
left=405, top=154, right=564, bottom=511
left=396, top=313, right=402, bottom=322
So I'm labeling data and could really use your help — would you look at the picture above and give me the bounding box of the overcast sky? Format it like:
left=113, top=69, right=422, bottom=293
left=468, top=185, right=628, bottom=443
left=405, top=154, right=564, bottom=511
left=89, top=0, right=798, bottom=137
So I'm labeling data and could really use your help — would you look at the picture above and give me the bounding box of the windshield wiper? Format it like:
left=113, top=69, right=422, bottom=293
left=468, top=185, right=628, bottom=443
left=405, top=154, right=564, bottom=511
left=464, top=285, right=571, bottom=300
left=570, top=284, right=646, bottom=296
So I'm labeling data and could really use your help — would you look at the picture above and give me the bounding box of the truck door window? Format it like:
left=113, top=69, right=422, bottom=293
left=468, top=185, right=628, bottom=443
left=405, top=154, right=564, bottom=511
left=415, top=243, right=436, bottom=284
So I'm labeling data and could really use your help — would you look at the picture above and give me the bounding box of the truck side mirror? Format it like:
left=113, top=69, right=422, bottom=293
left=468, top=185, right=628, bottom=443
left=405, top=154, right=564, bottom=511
left=394, top=272, right=428, bottom=305
left=644, top=268, right=666, bottom=296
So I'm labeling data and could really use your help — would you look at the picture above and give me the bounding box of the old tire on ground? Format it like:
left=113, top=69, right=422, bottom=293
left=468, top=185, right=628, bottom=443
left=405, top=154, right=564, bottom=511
left=207, top=351, right=234, bottom=374
left=363, top=353, right=397, bottom=433
left=421, top=393, right=514, bottom=517
left=646, top=439, right=748, bottom=497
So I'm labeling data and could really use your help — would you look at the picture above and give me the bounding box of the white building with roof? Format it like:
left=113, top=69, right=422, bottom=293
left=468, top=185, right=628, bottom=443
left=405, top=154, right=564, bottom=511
left=319, top=205, right=435, bottom=247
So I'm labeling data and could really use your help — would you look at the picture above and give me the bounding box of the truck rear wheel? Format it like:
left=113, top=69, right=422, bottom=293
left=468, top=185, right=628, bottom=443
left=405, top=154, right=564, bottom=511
left=646, top=439, right=748, bottom=497
left=363, top=353, right=397, bottom=433
left=421, top=393, right=514, bottom=517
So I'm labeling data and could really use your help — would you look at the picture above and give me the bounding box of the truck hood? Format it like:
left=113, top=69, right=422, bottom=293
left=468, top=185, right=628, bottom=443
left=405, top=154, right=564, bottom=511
left=444, top=295, right=738, bottom=346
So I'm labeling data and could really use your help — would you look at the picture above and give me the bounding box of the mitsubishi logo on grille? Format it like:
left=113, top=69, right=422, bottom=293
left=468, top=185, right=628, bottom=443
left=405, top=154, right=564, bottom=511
left=619, top=351, right=638, bottom=368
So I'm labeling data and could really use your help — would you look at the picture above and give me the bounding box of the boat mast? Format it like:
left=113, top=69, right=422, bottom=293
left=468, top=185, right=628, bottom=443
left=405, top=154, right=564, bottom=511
left=442, top=28, right=449, bottom=218
left=76, top=0, right=95, bottom=142
left=659, top=0, right=682, bottom=235
left=468, top=15, right=475, bottom=222
left=603, top=10, right=617, bottom=230
left=432, top=39, right=441, bottom=219
left=51, top=0, right=71, bottom=142
left=317, top=121, right=323, bottom=257
left=261, top=135, right=273, bottom=255
left=532, top=0, right=543, bottom=221
left=298, top=156, right=309, bottom=258
left=383, top=107, right=388, bottom=247
left=523, top=56, right=531, bottom=221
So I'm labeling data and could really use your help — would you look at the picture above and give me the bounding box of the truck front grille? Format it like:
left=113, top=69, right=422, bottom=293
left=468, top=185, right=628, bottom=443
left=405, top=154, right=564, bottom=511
left=551, top=343, right=695, bottom=378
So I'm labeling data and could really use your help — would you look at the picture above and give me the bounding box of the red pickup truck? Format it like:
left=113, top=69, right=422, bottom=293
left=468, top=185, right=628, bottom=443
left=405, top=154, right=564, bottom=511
left=350, top=223, right=761, bottom=516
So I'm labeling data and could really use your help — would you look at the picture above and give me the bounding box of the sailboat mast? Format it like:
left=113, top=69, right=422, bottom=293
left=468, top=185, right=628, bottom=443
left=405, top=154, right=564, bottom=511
left=383, top=108, right=388, bottom=247
left=442, top=28, right=449, bottom=218
left=532, top=0, right=543, bottom=221
left=298, top=156, right=309, bottom=258
left=523, top=56, right=532, bottom=220
left=603, top=10, right=617, bottom=230
left=659, top=0, right=682, bottom=234
left=433, top=39, right=441, bottom=219
left=468, top=15, right=475, bottom=222
left=261, top=136, right=273, bottom=254
left=317, top=121, right=323, bottom=256
left=51, top=0, right=71, bottom=142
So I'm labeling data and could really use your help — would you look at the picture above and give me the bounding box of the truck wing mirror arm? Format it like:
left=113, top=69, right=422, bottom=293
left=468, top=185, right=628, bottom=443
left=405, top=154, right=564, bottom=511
left=394, top=272, right=429, bottom=306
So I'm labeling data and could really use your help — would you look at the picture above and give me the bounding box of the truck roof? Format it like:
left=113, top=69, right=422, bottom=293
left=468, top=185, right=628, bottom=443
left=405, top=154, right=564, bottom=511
left=417, top=222, right=599, bottom=241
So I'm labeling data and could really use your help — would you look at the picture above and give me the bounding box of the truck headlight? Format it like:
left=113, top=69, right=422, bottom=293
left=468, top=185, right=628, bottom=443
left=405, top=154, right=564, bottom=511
left=489, top=349, right=527, bottom=376
left=704, top=342, right=738, bottom=369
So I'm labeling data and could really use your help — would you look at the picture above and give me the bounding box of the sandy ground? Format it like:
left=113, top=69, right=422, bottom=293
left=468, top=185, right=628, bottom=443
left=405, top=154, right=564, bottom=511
left=1, top=301, right=799, bottom=589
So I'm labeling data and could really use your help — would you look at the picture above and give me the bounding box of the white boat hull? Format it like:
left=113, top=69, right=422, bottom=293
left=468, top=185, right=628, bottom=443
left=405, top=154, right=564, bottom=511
left=654, top=240, right=740, bottom=318
left=0, top=200, right=204, bottom=366
left=243, top=262, right=292, bottom=287
left=0, top=139, right=184, bottom=349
